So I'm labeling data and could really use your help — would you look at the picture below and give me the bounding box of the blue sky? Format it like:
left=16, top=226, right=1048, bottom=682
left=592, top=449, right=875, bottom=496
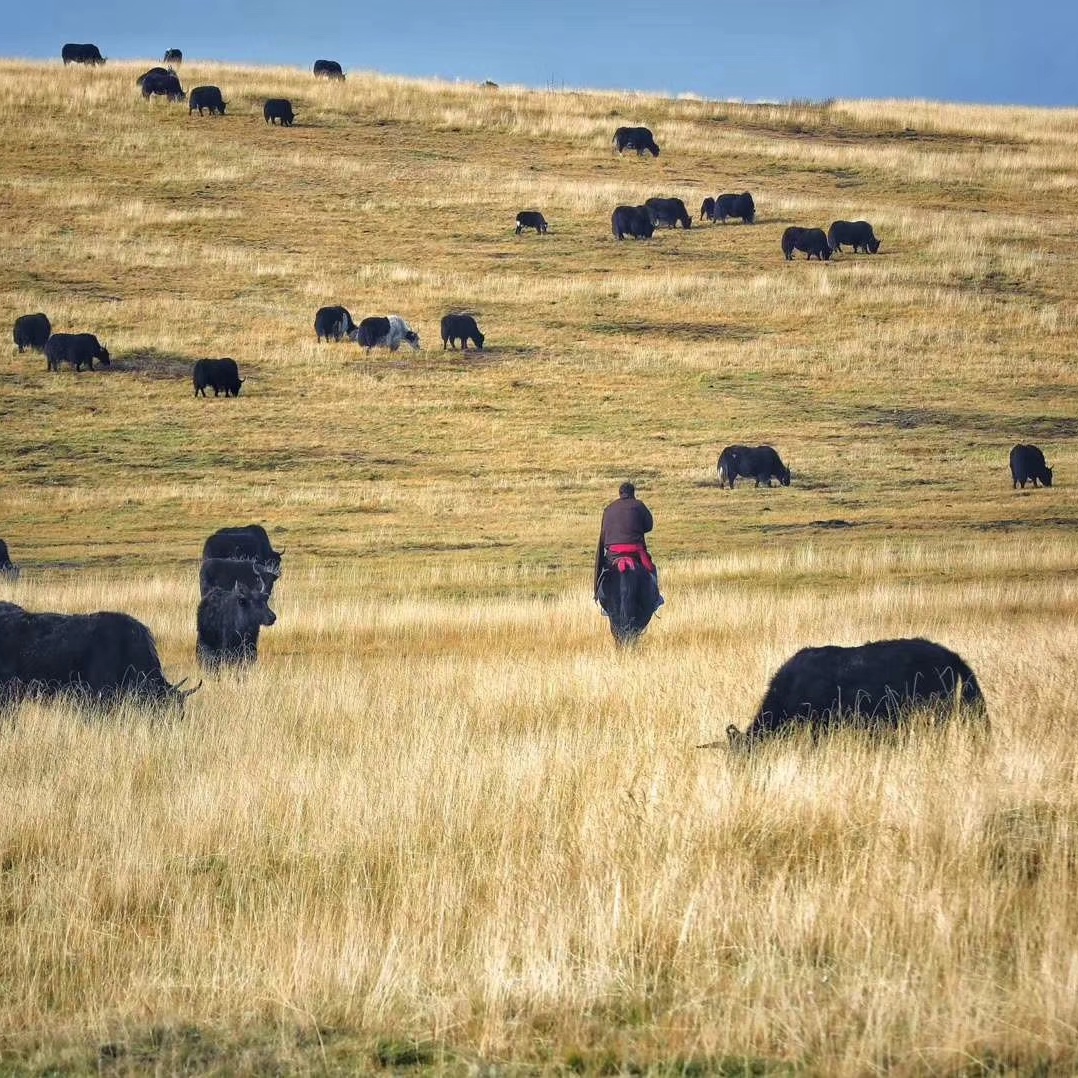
left=9, top=0, right=1078, bottom=107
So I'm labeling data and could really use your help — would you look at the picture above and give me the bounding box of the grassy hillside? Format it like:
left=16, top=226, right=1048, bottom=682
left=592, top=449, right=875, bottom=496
left=2, top=59, right=1078, bottom=1073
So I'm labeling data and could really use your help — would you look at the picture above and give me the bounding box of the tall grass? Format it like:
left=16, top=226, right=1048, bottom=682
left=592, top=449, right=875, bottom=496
left=2, top=59, right=1078, bottom=1072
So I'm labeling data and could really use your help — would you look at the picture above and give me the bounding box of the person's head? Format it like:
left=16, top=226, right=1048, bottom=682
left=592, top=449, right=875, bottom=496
left=619, top=481, right=635, bottom=499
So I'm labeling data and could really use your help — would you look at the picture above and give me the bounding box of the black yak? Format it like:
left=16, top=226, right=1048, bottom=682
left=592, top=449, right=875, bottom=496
left=193, top=358, right=244, bottom=397
left=515, top=211, right=549, bottom=235
left=196, top=584, right=277, bottom=670
left=263, top=98, right=295, bottom=126
left=611, top=205, right=654, bottom=240
left=722, top=638, right=988, bottom=750
left=136, top=66, right=170, bottom=86
left=613, top=126, right=659, bottom=156
left=713, top=192, right=755, bottom=224
left=440, top=313, right=485, bottom=351
left=1010, top=444, right=1053, bottom=489
left=199, top=557, right=279, bottom=599
left=45, top=333, right=110, bottom=372
left=782, top=226, right=831, bottom=260
left=645, top=197, right=692, bottom=229
left=13, top=313, right=51, bottom=353
left=0, top=540, right=18, bottom=579
left=141, top=71, right=185, bottom=101
left=0, top=601, right=197, bottom=710
left=62, top=43, right=105, bottom=65
left=828, top=220, right=881, bottom=253
left=717, top=445, right=790, bottom=488
left=314, top=306, right=356, bottom=342
left=202, top=525, right=284, bottom=574
left=189, top=86, right=226, bottom=115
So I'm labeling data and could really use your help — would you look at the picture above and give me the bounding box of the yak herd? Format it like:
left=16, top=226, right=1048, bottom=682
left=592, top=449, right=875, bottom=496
left=0, top=526, right=282, bottom=713
left=126, top=46, right=346, bottom=122
left=2, top=57, right=1056, bottom=749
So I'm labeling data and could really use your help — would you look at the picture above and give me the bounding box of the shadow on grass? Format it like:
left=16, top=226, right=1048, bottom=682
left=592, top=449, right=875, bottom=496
left=853, top=405, right=1078, bottom=441
left=115, top=348, right=197, bottom=381
left=592, top=322, right=758, bottom=342
left=354, top=345, right=542, bottom=376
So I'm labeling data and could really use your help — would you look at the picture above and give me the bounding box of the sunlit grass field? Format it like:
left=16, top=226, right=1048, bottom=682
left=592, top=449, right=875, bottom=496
left=3, top=57, right=1078, bottom=1073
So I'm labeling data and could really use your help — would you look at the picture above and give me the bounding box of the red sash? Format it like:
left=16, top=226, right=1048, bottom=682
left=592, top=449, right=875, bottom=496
left=606, top=543, right=655, bottom=573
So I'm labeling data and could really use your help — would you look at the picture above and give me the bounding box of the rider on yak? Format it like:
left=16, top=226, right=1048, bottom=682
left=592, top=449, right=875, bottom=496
left=593, top=481, right=663, bottom=611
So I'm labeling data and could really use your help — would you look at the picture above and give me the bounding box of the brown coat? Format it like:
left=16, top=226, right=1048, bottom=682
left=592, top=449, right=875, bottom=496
left=593, top=496, right=654, bottom=594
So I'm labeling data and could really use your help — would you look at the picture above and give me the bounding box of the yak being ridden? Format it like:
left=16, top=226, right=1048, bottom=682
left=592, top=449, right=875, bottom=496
left=593, top=481, right=664, bottom=645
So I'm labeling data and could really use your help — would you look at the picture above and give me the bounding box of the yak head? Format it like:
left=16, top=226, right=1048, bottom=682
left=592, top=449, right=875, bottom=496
left=170, top=677, right=203, bottom=709
left=868, top=236, right=881, bottom=253
left=1043, top=465, right=1054, bottom=487
left=228, top=582, right=276, bottom=631
left=97, top=347, right=111, bottom=367
left=404, top=330, right=421, bottom=351
left=780, top=466, right=791, bottom=487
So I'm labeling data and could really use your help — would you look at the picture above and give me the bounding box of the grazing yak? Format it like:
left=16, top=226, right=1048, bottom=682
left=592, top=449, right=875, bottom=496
left=350, top=315, right=420, bottom=353
left=13, top=313, right=51, bottom=353
left=721, top=638, right=988, bottom=751
left=202, top=524, right=284, bottom=575
left=136, top=66, right=170, bottom=85
left=163, top=48, right=183, bottom=64
left=712, top=192, right=756, bottom=224
left=0, top=601, right=197, bottom=710
left=611, top=205, right=654, bottom=240
left=613, top=125, right=660, bottom=156
left=199, top=557, right=278, bottom=599
left=193, top=358, right=244, bottom=397
left=440, top=313, right=484, bottom=351
left=141, top=71, right=185, bottom=101
left=313, top=59, right=345, bottom=79
left=645, top=197, right=692, bottom=229
left=45, top=333, right=110, bottom=372
left=189, top=86, right=226, bottom=115
left=0, top=540, right=18, bottom=579
left=62, top=43, right=105, bottom=65
left=515, top=211, right=549, bottom=235
left=314, top=305, right=356, bottom=342
left=717, top=445, right=790, bottom=488
left=263, top=98, right=295, bottom=126
left=828, top=220, right=881, bottom=253
left=1010, top=444, right=1053, bottom=489
left=782, top=226, right=831, bottom=261
left=196, top=584, right=277, bottom=670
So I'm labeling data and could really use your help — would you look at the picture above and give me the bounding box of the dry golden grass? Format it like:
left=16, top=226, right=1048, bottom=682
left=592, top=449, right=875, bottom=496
left=3, top=59, right=1078, bottom=1073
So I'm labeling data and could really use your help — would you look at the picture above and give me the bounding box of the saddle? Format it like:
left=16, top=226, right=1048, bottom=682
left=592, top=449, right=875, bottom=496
left=605, top=543, right=655, bottom=574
